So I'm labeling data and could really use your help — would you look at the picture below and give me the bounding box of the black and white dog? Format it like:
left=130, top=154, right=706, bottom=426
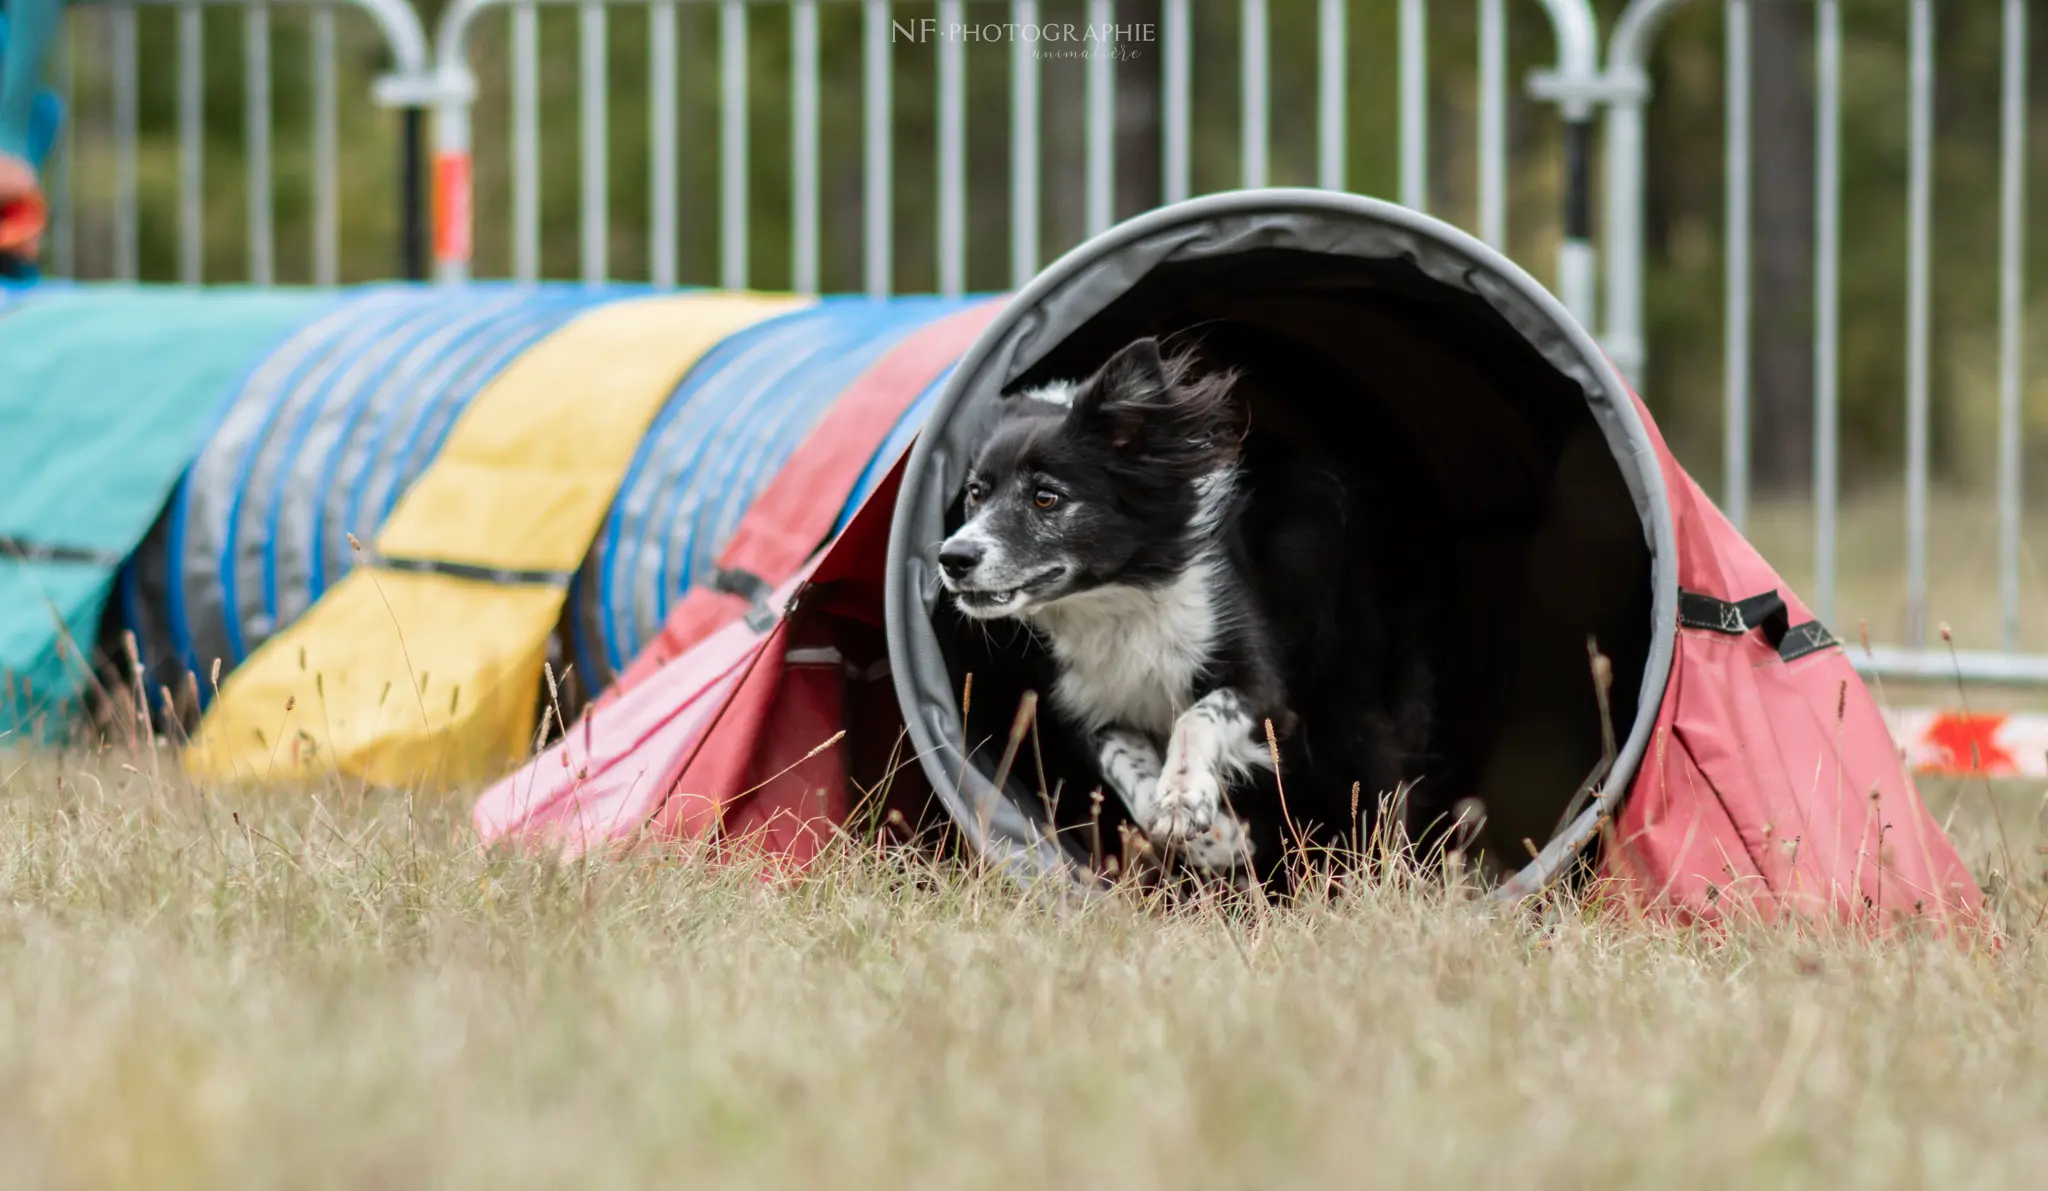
left=936, top=332, right=1445, bottom=876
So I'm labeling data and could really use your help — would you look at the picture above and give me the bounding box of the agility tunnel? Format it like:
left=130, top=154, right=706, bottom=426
left=2, top=280, right=989, bottom=786
left=0, top=192, right=1983, bottom=924
left=174, top=290, right=997, bottom=787
left=477, top=191, right=1982, bottom=928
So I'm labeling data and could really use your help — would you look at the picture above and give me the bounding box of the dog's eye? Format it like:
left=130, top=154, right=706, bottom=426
left=1032, top=489, right=1061, bottom=510
left=964, top=481, right=987, bottom=505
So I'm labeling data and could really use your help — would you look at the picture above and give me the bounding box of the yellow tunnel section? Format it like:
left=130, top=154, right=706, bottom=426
left=183, top=292, right=810, bottom=788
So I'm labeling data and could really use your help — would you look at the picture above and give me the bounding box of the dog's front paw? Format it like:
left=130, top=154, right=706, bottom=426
left=1146, top=757, right=1221, bottom=847
left=1181, top=813, right=1256, bottom=872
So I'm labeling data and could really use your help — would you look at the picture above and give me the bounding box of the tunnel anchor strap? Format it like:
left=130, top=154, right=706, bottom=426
left=1679, top=588, right=1839, bottom=663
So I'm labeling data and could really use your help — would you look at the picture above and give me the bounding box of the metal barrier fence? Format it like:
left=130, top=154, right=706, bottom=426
left=32, top=0, right=2048, bottom=687
left=1596, top=0, right=2038, bottom=684
left=422, top=0, right=1598, bottom=307
left=46, top=0, right=430, bottom=284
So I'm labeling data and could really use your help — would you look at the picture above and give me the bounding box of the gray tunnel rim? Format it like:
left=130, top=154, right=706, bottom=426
left=883, top=188, right=1679, bottom=899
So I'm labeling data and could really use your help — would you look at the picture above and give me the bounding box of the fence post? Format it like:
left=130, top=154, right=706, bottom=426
left=1593, top=0, right=1693, bottom=392
left=417, top=0, right=494, bottom=285
left=343, top=0, right=437, bottom=282
left=1524, top=0, right=1604, bottom=333
left=374, top=60, right=457, bottom=281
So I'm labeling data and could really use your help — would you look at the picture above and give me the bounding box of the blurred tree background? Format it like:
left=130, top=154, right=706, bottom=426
left=46, top=0, right=2048, bottom=501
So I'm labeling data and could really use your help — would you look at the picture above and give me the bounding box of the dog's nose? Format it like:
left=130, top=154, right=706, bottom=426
left=938, top=539, right=984, bottom=579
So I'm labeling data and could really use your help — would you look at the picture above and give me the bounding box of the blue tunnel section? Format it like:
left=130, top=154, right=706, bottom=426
left=574, top=294, right=979, bottom=692
left=117, top=284, right=630, bottom=713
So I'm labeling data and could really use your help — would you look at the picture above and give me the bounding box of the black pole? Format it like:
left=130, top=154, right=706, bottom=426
left=401, top=107, right=425, bottom=282
left=1562, top=117, right=1593, bottom=245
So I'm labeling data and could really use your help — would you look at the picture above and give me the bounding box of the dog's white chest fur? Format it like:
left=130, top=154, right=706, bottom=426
left=1024, top=559, right=1222, bottom=737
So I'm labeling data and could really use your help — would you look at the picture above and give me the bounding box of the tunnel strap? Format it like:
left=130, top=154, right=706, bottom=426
left=1680, top=589, right=1788, bottom=643
left=1776, top=620, right=1841, bottom=663
left=1679, top=588, right=1838, bottom=663
left=0, top=534, right=128, bottom=567
left=371, top=551, right=577, bottom=590
left=709, top=567, right=779, bottom=633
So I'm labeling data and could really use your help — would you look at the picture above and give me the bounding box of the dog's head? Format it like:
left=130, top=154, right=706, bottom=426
left=936, top=337, right=1244, bottom=620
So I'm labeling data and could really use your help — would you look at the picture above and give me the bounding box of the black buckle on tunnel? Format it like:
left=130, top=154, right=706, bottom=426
left=712, top=567, right=778, bottom=633
left=1678, top=588, right=1838, bottom=662
left=711, top=566, right=772, bottom=605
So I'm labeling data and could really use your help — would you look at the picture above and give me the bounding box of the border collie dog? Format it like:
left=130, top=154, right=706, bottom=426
left=936, top=335, right=1441, bottom=875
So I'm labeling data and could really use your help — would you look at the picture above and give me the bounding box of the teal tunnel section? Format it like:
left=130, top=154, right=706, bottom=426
left=0, top=285, right=341, bottom=737
left=573, top=294, right=979, bottom=692
left=121, top=283, right=627, bottom=706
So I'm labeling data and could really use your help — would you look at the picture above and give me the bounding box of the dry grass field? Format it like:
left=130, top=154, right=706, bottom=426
left=2, top=490, right=2046, bottom=1189
left=0, top=741, right=2042, bottom=1191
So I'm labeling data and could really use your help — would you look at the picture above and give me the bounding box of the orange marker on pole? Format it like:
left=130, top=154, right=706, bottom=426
left=0, top=192, right=47, bottom=254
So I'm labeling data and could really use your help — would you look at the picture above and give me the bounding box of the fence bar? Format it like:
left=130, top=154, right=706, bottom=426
left=1163, top=0, right=1190, bottom=203
left=1316, top=0, right=1345, bottom=191
left=790, top=0, right=818, bottom=293
left=1477, top=0, right=1505, bottom=246
left=1904, top=0, right=1934, bottom=646
left=1399, top=0, right=1427, bottom=211
left=112, top=4, right=138, bottom=282
left=937, top=0, right=966, bottom=297
left=1813, top=0, right=1841, bottom=624
left=652, top=0, right=680, bottom=289
left=1722, top=0, right=1751, bottom=531
left=1241, top=0, right=1267, bottom=188
left=1011, top=0, right=1040, bottom=287
left=581, top=0, right=609, bottom=285
left=245, top=2, right=273, bottom=285
left=50, top=15, right=70, bottom=279
left=1858, top=644, right=2048, bottom=686
left=513, top=1, right=539, bottom=282
left=1085, top=0, right=1115, bottom=235
left=720, top=0, right=747, bottom=290
left=1999, top=0, right=2029, bottom=651
left=864, top=0, right=891, bottom=296
left=313, top=5, right=339, bottom=287
left=179, top=2, right=204, bottom=285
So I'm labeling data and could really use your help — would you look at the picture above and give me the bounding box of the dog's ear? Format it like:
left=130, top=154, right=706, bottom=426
left=1075, top=338, right=1170, bottom=449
